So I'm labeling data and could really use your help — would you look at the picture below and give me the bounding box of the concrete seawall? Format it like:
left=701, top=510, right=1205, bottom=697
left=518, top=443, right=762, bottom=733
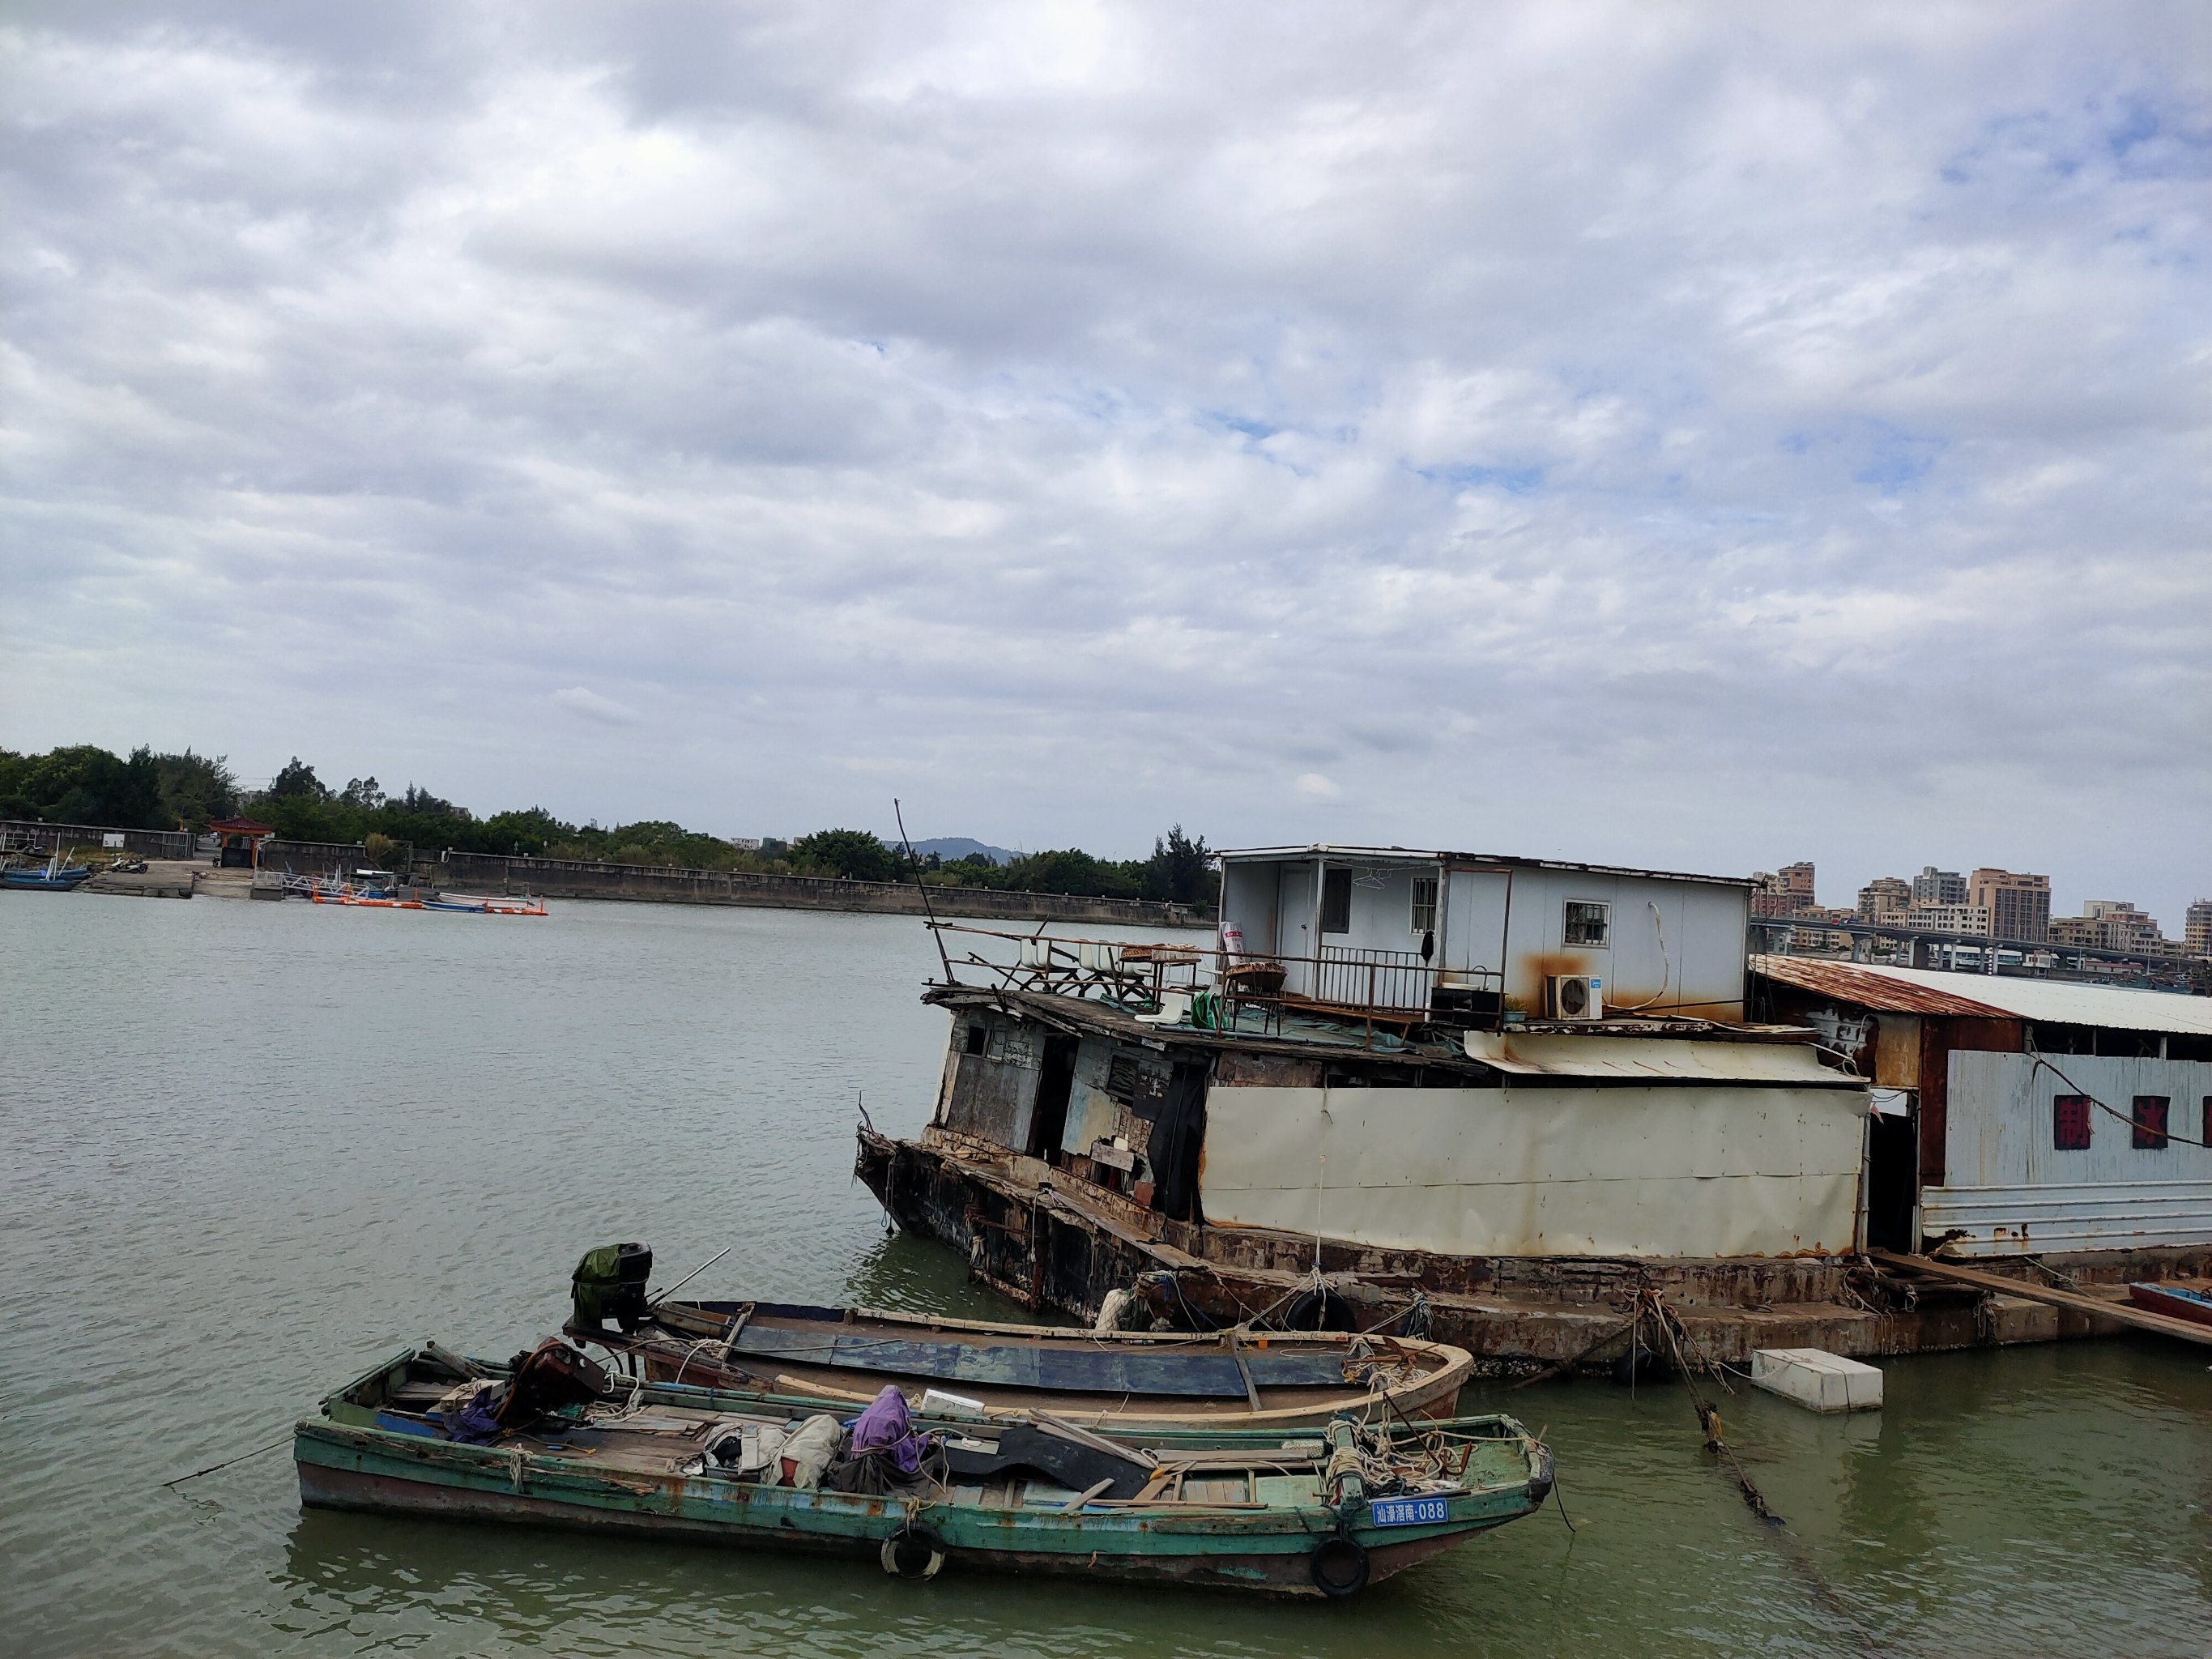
left=258, top=839, right=1212, bottom=930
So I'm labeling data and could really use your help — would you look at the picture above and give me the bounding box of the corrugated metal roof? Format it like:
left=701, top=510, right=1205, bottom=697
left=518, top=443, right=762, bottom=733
left=1752, top=955, right=2212, bottom=1037
left=1217, top=843, right=1754, bottom=888
left=1751, top=955, right=2007, bottom=1017
left=1462, top=1029, right=1859, bottom=1085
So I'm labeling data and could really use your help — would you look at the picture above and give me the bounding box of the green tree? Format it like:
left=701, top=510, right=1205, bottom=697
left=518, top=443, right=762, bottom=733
left=791, top=827, right=901, bottom=882
left=154, top=750, right=238, bottom=829
left=267, top=757, right=329, bottom=800
left=0, top=744, right=164, bottom=828
left=1142, top=824, right=1215, bottom=905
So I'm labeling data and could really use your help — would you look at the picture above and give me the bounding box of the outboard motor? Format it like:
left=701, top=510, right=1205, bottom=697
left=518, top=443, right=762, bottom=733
left=571, top=1242, right=654, bottom=1333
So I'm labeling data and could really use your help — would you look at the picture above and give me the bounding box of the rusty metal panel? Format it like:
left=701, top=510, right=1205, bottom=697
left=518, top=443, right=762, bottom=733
left=1201, top=1081, right=1866, bottom=1257
left=1754, top=955, right=2004, bottom=1017
left=940, top=1051, right=1038, bottom=1149
left=1461, top=1030, right=1845, bottom=1082
left=1871, top=1015, right=1922, bottom=1090
left=1755, top=957, right=2212, bottom=1038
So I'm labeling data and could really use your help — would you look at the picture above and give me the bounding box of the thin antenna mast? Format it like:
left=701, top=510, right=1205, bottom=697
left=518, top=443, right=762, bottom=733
left=894, top=797, right=957, bottom=985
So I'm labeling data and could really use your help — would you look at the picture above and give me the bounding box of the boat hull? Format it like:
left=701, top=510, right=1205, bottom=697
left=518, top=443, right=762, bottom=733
left=2125, top=1282, right=2212, bottom=1327
left=601, top=1299, right=1475, bottom=1431
left=2, top=870, right=91, bottom=890
left=295, top=1418, right=1536, bottom=1596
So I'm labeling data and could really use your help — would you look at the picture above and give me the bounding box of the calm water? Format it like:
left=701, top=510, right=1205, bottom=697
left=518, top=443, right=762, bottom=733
left=3, top=893, right=2208, bottom=1657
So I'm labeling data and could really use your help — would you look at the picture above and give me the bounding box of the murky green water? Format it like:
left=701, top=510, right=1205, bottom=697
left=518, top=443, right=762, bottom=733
left=4, top=894, right=2208, bottom=1656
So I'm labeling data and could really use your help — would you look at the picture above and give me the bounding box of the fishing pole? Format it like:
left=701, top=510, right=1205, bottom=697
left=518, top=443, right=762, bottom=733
left=648, top=1245, right=731, bottom=1306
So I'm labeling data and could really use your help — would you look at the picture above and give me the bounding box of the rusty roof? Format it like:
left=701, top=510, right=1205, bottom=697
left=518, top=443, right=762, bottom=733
left=1752, top=955, right=2212, bottom=1036
left=1750, top=955, right=2012, bottom=1017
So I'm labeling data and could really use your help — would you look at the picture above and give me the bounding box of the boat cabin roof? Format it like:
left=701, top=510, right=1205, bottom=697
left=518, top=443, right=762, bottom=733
left=1216, top=843, right=1754, bottom=889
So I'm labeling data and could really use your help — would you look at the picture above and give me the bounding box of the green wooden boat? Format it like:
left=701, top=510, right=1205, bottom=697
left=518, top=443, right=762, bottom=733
left=296, top=1345, right=1554, bottom=1597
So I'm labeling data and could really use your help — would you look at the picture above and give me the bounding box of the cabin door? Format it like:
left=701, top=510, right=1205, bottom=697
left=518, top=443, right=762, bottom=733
left=1864, top=1098, right=1917, bottom=1252
left=1028, top=1034, right=1080, bottom=1161
left=1147, top=1063, right=1210, bottom=1223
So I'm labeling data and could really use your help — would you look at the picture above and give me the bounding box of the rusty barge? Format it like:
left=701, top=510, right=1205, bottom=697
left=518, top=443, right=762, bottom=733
left=857, top=844, right=2212, bottom=1367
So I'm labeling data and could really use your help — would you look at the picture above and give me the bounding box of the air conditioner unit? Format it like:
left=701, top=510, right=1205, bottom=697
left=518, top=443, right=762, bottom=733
left=1547, top=974, right=1605, bottom=1021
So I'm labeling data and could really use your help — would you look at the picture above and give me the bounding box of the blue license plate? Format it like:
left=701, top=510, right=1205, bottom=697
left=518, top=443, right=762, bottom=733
left=1369, top=1495, right=1449, bottom=1528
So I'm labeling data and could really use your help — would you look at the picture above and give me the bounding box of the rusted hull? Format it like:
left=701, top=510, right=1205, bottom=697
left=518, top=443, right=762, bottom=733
left=859, top=1127, right=2212, bottom=1365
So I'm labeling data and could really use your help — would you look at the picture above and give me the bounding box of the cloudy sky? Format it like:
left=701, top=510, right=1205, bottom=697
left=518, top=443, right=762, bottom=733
left=4, top=2, right=2207, bottom=919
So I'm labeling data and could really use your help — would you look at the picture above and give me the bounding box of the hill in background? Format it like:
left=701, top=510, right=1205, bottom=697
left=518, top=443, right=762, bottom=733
left=899, top=836, right=1016, bottom=866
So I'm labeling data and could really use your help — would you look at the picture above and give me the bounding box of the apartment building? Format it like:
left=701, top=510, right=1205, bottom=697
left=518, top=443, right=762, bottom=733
left=1968, top=868, right=2051, bottom=943
left=1912, top=866, right=1967, bottom=906
left=1856, top=876, right=1912, bottom=919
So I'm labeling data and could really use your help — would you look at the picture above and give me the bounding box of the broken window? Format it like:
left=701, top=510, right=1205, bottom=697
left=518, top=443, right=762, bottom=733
left=1563, top=900, right=1610, bottom=948
left=1320, top=868, right=1352, bottom=935
left=965, top=1023, right=988, bottom=1056
left=1105, top=1053, right=1140, bottom=1104
left=1410, top=876, right=1438, bottom=934
left=2052, top=1094, right=2092, bottom=1151
left=2133, top=1095, right=2170, bottom=1151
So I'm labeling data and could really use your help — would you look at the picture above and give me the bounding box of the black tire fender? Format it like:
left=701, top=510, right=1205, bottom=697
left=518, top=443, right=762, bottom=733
left=880, top=1524, right=946, bottom=1581
left=1310, top=1533, right=1370, bottom=1597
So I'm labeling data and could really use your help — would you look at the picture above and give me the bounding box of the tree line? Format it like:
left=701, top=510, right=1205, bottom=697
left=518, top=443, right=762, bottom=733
left=0, top=743, right=1217, bottom=906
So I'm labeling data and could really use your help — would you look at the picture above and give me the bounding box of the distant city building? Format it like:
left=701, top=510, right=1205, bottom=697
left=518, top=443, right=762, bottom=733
left=1905, top=902, right=1992, bottom=936
left=2187, top=900, right=2212, bottom=957
left=1856, top=876, right=1912, bottom=920
left=1911, top=866, right=1967, bottom=906
left=729, top=837, right=763, bottom=851
left=2053, top=900, right=2169, bottom=955
left=1967, top=868, right=2051, bottom=942
left=1750, top=861, right=1817, bottom=919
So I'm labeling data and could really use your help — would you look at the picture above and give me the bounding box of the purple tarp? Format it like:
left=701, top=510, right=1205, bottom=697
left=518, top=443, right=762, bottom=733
left=849, top=1385, right=922, bottom=1473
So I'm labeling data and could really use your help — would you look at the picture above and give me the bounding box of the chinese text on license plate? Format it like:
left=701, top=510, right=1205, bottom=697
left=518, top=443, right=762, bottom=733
left=1368, top=1495, right=1449, bottom=1528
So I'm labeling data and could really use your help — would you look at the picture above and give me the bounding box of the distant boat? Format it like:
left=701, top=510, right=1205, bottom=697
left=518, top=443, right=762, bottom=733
left=424, top=893, right=549, bottom=916
left=2126, top=1282, right=2212, bottom=1327
left=2, top=853, right=92, bottom=891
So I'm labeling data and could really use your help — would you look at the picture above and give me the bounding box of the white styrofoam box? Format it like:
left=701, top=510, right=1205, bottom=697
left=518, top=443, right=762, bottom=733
left=1750, top=1348, right=1883, bottom=1413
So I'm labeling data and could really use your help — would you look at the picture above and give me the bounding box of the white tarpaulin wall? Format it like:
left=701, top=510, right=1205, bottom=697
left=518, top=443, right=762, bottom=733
left=1200, top=1084, right=1868, bottom=1258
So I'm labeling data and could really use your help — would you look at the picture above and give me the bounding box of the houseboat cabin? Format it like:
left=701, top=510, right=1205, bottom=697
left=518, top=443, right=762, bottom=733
left=878, top=847, right=1869, bottom=1286
left=1216, top=844, right=1754, bottom=1021
left=1753, top=957, right=2212, bottom=1259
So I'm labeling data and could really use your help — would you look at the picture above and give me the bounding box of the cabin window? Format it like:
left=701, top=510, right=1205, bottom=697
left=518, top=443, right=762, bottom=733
left=1105, top=1053, right=1140, bottom=1104
left=1320, top=868, right=1352, bottom=934
left=2133, top=1096, right=2170, bottom=1151
left=965, top=1023, right=989, bottom=1056
left=1409, top=876, right=1438, bottom=934
left=2052, top=1094, right=2092, bottom=1151
left=1563, top=900, right=1610, bottom=948
left=2205, top=1097, right=2212, bottom=1147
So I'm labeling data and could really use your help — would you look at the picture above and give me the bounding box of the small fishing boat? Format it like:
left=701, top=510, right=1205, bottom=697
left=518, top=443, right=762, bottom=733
left=2125, top=1282, right=2212, bottom=1327
left=424, top=893, right=549, bottom=915
left=2, top=852, right=92, bottom=891
left=296, top=1343, right=1552, bottom=1596
left=577, top=1295, right=1477, bottom=1431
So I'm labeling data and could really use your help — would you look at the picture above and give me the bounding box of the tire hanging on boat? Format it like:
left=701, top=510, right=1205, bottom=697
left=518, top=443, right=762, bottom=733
left=880, top=1524, right=946, bottom=1580
left=1309, top=1533, right=1370, bottom=1597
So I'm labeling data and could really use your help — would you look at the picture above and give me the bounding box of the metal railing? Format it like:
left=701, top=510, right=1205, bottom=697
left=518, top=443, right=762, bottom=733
left=1312, top=945, right=1435, bottom=1013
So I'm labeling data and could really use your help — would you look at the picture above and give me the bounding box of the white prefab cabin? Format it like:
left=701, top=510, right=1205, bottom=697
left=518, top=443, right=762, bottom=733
left=1217, top=845, right=1754, bottom=1021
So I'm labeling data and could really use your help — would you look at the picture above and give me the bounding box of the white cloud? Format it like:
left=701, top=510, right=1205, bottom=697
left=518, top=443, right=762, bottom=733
left=551, top=687, right=642, bottom=727
left=0, top=2, right=2206, bottom=919
left=1294, top=772, right=1342, bottom=802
